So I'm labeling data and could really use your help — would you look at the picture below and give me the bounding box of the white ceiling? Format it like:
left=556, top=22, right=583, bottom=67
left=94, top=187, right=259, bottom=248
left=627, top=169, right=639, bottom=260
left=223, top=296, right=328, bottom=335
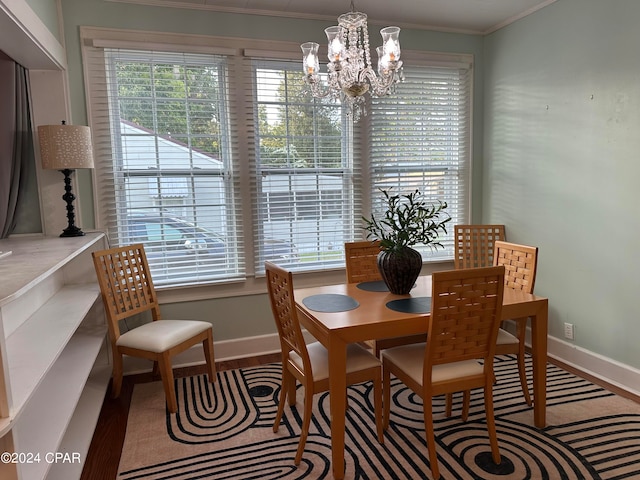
left=114, top=0, right=557, bottom=35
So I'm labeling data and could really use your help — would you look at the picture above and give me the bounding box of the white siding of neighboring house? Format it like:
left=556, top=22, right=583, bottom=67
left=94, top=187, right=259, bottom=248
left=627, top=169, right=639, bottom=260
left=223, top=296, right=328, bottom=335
left=121, top=121, right=346, bottom=252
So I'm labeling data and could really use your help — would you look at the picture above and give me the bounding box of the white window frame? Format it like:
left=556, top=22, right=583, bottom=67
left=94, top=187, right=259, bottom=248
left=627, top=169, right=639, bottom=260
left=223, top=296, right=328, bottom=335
left=363, top=52, right=474, bottom=258
left=80, top=27, right=473, bottom=299
left=248, top=57, right=356, bottom=274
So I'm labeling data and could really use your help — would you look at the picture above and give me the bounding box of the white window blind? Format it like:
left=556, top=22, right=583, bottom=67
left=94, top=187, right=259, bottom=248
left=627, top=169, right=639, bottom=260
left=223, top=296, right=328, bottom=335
left=248, top=58, right=359, bottom=273
left=366, top=63, right=472, bottom=259
left=84, top=47, right=245, bottom=286
left=81, top=29, right=473, bottom=288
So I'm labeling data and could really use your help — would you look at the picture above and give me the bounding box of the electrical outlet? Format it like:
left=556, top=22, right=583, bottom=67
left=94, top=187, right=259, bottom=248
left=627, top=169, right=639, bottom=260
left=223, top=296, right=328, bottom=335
left=564, top=322, right=574, bottom=340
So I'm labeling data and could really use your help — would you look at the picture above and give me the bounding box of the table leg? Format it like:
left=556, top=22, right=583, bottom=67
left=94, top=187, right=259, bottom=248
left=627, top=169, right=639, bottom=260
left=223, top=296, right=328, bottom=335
left=328, top=338, right=347, bottom=479
left=531, top=300, right=548, bottom=428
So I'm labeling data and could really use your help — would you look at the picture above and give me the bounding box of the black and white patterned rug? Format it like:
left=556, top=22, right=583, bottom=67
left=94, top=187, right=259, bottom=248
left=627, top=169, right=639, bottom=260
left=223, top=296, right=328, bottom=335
left=118, top=356, right=640, bottom=479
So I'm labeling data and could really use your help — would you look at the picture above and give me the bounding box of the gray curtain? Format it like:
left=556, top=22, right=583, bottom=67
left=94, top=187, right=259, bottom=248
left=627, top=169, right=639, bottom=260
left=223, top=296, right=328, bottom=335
left=0, top=52, right=36, bottom=238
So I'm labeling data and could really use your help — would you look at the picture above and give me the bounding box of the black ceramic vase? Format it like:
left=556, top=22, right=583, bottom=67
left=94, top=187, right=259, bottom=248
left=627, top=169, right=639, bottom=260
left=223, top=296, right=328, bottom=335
left=377, top=247, right=422, bottom=295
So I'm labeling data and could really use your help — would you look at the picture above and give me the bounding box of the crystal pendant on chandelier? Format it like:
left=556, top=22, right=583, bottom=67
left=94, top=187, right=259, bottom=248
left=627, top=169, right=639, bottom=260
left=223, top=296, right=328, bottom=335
left=301, top=2, right=404, bottom=121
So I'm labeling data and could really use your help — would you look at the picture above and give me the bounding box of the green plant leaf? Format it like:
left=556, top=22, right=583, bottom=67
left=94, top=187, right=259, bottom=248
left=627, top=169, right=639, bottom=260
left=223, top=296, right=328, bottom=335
left=361, top=188, right=451, bottom=253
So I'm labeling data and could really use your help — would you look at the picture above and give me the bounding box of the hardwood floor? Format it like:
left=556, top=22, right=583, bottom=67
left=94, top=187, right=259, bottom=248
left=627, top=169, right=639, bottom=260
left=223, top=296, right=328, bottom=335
left=80, top=353, right=281, bottom=480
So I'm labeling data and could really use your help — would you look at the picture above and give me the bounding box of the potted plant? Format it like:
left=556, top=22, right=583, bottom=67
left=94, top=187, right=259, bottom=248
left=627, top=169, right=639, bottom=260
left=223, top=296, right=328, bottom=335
left=362, top=188, right=450, bottom=294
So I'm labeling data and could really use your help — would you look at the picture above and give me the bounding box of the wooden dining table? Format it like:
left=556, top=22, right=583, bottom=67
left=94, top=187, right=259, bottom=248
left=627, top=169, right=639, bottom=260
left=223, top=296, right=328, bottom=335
left=294, top=275, right=549, bottom=480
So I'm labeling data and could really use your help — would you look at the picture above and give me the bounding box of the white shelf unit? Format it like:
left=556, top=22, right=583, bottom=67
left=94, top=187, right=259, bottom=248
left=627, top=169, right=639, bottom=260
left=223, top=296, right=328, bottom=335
left=0, top=232, right=109, bottom=480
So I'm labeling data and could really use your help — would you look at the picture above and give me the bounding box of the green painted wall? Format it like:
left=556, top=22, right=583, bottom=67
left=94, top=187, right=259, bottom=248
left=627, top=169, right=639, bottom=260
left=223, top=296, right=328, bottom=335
left=483, top=0, right=640, bottom=369
left=25, top=0, right=60, bottom=41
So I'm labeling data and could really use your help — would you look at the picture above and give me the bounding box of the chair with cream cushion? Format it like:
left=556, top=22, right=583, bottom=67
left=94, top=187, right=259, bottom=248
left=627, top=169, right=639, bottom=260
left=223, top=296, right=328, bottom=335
left=447, top=240, right=539, bottom=414
left=492, top=240, right=538, bottom=406
left=381, top=266, right=505, bottom=480
left=266, top=261, right=383, bottom=465
left=92, top=243, right=215, bottom=414
left=447, top=224, right=504, bottom=415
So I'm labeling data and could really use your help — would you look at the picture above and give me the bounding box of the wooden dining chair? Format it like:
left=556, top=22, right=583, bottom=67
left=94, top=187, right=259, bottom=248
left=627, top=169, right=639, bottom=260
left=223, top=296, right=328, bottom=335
left=447, top=224, right=504, bottom=414
left=345, top=240, right=383, bottom=351
left=266, top=261, right=383, bottom=465
left=493, top=240, right=538, bottom=406
left=447, top=240, right=539, bottom=417
left=381, top=266, right=505, bottom=480
left=454, top=224, right=506, bottom=269
left=92, top=243, right=216, bottom=413
left=344, top=240, right=426, bottom=356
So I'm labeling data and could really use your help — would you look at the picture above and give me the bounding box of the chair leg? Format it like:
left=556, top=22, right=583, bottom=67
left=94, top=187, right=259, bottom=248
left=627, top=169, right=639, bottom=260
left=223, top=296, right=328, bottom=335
left=111, top=350, right=124, bottom=399
left=202, top=331, right=216, bottom=383
left=484, top=381, right=501, bottom=465
left=158, top=353, right=177, bottom=413
left=374, top=341, right=382, bottom=359
left=444, top=393, right=453, bottom=417
left=295, top=380, right=314, bottom=465
left=445, top=391, right=472, bottom=421
left=373, top=369, right=384, bottom=444
left=287, top=372, right=297, bottom=406
left=461, top=390, right=471, bottom=421
left=515, top=318, right=532, bottom=406
left=423, top=396, right=440, bottom=480
left=273, top=366, right=289, bottom=433
left=382, top=363, right=391, bottom=431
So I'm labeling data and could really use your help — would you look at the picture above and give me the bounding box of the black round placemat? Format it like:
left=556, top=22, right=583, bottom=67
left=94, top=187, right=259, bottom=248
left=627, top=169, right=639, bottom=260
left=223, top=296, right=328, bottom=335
left=386, top=296, right=431, bottom=314
left=356, top=280, right=389, bottom=292
left=302, top=294, right=360, bottom=312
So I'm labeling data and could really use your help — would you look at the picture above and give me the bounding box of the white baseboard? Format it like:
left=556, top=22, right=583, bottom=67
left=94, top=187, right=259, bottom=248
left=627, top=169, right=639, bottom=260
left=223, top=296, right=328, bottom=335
left=122, top=332, right=310, bottom=375
left=122, top=330, right=640, bottom=399
left=547, top=335, right=640, bottom=398
left=505, top=320, right=640, bottom=398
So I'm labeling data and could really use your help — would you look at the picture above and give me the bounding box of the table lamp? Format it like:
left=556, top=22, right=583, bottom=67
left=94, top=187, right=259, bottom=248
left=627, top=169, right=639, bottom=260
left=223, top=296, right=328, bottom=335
left=38, top=121, right=94, bottom=237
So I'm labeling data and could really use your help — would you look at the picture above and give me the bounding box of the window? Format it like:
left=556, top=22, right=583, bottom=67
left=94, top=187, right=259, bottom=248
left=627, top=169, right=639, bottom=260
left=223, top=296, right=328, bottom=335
left=87, top=49, right=244, bottom=286
left=366, top=62, right=472, bottom=259
left=82, top=30, right=471, bottom=288
left=251, top=59, right=355, bottom=272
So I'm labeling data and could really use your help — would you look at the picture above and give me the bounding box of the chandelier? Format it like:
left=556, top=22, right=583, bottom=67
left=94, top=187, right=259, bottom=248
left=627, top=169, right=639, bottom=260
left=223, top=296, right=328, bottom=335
left=301, top=1, right=404, bottom=120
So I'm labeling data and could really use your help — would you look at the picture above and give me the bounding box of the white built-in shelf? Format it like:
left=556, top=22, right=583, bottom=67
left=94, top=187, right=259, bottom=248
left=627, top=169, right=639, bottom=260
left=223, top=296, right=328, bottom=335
left=0, top=232, right=109, bottom=480
left=14, top=326, right=107, bottom=480
left=5, top=284, right=102, bottom=428
left=46, top=361, right=111, bottom=480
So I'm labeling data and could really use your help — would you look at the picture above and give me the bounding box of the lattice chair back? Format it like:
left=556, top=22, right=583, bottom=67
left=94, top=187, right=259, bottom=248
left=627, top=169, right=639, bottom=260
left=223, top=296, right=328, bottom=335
left=427, top=265, right=505, bottom=368
left=493, top=240, right=538, bottom=294
left=454, top=224, right=506, bottom=269
left=344, top=240, right=382, bottom=283
left=265, top=261, right=312, bottom=377
left=92, top=243, right=161, bottom=342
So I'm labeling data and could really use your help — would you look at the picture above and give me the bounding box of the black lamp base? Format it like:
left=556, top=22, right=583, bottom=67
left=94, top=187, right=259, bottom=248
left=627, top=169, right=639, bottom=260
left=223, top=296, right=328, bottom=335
left=60, top=226, right=85, bottom=237
left=59, top=168, right=85, bottom=238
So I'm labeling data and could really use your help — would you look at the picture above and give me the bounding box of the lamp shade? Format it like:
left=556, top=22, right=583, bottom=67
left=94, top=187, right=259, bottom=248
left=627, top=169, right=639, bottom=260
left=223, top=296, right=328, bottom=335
left=38, top=124, right=94, bottom=170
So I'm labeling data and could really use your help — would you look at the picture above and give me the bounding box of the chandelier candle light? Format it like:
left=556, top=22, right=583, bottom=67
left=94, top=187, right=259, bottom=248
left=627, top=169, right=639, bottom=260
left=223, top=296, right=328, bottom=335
left=301, top=1, right=403, bottom=120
